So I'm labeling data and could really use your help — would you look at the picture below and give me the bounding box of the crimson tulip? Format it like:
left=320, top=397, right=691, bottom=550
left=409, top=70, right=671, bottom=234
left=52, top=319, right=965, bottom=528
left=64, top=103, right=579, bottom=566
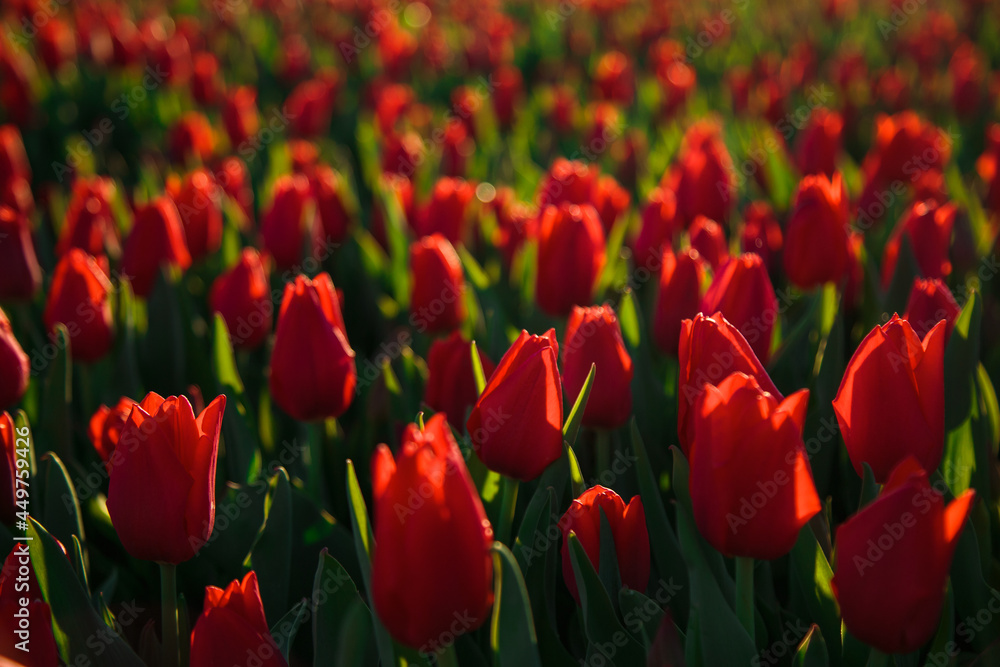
left=222, top=86, right=260, bottom=148
left=905, top=278, right=961, bottom=341
left=688, top=215, right=728, bottom=271
left=210, top=248, right=273, bottom=350
left=562, top=305, right=633, bottom=429
left=652, top=248, right=706, bottom=357
left=415, top=177, right=475, bottom=244
left=881, top=200, right=956, bottom=288
left=260, top=174, right=313, bottom=270
left=795, top=108, right=843, bottom=177
left=701, top=254, right=778, bottom=364
left=409, top=234, right=467, bottom=334
left=107, top=392, right=226, bottom=563
left=666, top=120, right=734, bottom=225
left=43, top=249, right=114, bottom=363
left=594, top=51, right=634, bottom=104
left=535, top=203, right=606, bottom=317
left=783, top=173, right=850, bottom=289
left=169, top=112, right=215, bottom=165
left=0, top=412, right=17, bottom=526
left=172, top=168, right=222, bottom=261
left=0, top=206, right=41, bottom=300
left=468, top=330, right=563, bottom=481
left=122, top=195, right=192, bottom=297
left=0, top=308, right=28, bottom=409
left=538, top=159, right=597, bottom=210
left=425, top=331, right=495, bottom=429
left=88, top=397, right=137, bottom=468
left=632, top=186, right=679, bottom=269
left=57, top=176, right=119, bottom=259
left=740, top=201, right=783, bottom=273
left=311, top=163, right=352, bottom=245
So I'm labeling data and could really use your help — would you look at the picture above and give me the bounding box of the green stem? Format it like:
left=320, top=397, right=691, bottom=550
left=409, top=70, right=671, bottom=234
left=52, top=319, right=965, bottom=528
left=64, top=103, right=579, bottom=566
left=595, top=429, right=611, bottom=479
left=867, top=649, right=890, bottom=667
left=498, top=476, right=519, bottom=546
left=735, top=556, right=755, bottom=642
left=304, top=421, right=324, bottom=504
left=437, top=643, right=460, bottom=667
left=160, top=562, right=179, bottom=667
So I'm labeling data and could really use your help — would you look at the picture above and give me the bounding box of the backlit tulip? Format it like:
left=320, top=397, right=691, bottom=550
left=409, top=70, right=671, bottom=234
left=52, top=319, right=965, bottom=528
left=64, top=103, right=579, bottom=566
left=688, top=215, right=728, bottom=271
left=539, top=159, right=597, bottom=209
left=905, top=278, right=961, bottom=341
left=122, top=195, right=192, bottom=297
left=269, top=273, right=357, bottom=421
left=795, top=108, right=843, bottom=177
left=678, top=312, right=781, bottom=454
left=107, top=392, right=226, bottom=563
left=286, top=78, right=337, bottom=138
left=560, top=486, right=649, bottom=603
left=409, top=234, right=467, bottom=334
left=783, top=173, right=850, bottom=289
left=0, top=412, right=17, bottom=526
left=222, top=86, right=260, bottom=149
left=311, top=164, right=352, bottom=244
left=740, top=201, right=782, bottom=273
left=491, top=64, right=522, bottom=128
left=0, top=206, right=40, bottom=300
left=535, top=203, right=607, bottom=317
left=667, top=120, right=734, bottom=225
left=632, top=187, right=679, bottom=269
left=172, top=168, right=222, bottom=261
left=190, top=52, right=220, bottom=105
left=260, top=174, right=313, bottom=270
left=425, top=331, right=495, bottom=429
left=0, top=308, right=28, bottom=409
left=57, top=176, right=119, bottom=259
left=43, top=249, right=114, bottom=363
left=169, top=112, right=215, bottom=165
left=833, top=315, right=945, bottom=482
left=881, top=200, right=956, bottom=288
left=594, top=51, right=634, bottom=104
left=468, top=330, right=563, bottom=481
left=653, top=248, right=706, bottom=356
left=217, top=156, right=254, bottom=224
left=88, top=397, right=137, bottom=468
left=0, top=125, right=31, bottom=184
left=371, top=414, right=494, bottom=650
left=689, top=373, right=820, bottom=559
left=701, top=254, right=778, bottom=364
left=210, top=248, right=272, bottom=349
left=415, top=177, right=475, bottom=244
left=590, top=174, right=630, bottom=235
left=562, top=305, right=633, bottom=429
left=190, top=571, right=288, bottom=667
left=832, top=458, right=975, bottom=654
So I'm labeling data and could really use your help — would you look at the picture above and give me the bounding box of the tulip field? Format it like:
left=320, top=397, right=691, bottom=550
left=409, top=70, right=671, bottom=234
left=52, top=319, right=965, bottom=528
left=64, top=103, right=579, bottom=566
left=4, top=0, right=1000, bottom=665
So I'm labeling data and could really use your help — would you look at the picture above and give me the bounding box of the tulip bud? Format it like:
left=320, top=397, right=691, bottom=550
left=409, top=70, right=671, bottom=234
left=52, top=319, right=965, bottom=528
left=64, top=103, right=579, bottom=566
left=594, top=51, right=635, bottom=104
left=590, top=174, right=630, bottom=235
left=107, top=392, right=226, bottom=563
left=425, top=332, right=495, bottom=429
left=285, top=78, right=337, bottom=138
left=44, top=250, right=114, bottom=363
left=172, top=168, right=222, bottom=261
left=653, top=248, right=706, bottom=356
left=491, top=64, right=522, bottom=128
left=701, top=254, right=778, bottom=364
left=36, top=17, right=76, bottom=72
left=783, top=173, right=850, bottom=289
left=371, top=414, right=494, bottom=650
left=678, top=312, right=781, bottom=454
left=0, top=543, right=60, bottom=666
left=860, top=113, right=950, bottom=213
left=535, top=203, right=607, bottom=317
left=58, top=176, right=119, bottom=259
left=217, top=156, right=254, bottom=224
left=905, top=278, right=961, bottom=341
left=0, top=125, right=31, bottom=184
left=260, top=174, right=313, bottom=271
left=382, top=130, right=425, bottom=176
left=88, top=397, right=137, bottom=468
left=190, top=571, right=288, bottom=667
left=0, top=206, right=41, bottom=300
left=538, top=159, right=597, bottom=209
left=881, top=200, right=956, bottom=288
left=441, top=118, right=472, bottom=178
left=949, top=41, right=984, bottom=118
left=669, top=120, right=734, bottom=225
left=416, top=177, right=475, bottom=244
left=190, top=52, right=221, bottom=106
left=833, top=315, right=945, bottom=482
left=832, top=458, right=975, bottom=654
left=210, top=248, right=272, bottom=350
left=688, top=215, right=728, bottom=271
left=632, top=187, right=679, bottom=270
left=169, top=112, right=215, bottom=165
left=492, top=188, right=536, bottom=268
left=795, top=108, right=843, bottom=177
left=0, top=308, right=28, bottom=410
left=560, top=486, right=649, bottom=604
left=468, top=330, right=563, bottom=481
left=690, top=373, right=820, bottom=558
left=740, top=201, right=782, bottom=273
left=410, top=234, right=467, bottom=334
left=562, top=306, right=633, bottom=429
left=222, top=86, right=260, bottom=149
left=269, top=273, right=357, bottom=421
left=122, top=195, right=192, bottom=297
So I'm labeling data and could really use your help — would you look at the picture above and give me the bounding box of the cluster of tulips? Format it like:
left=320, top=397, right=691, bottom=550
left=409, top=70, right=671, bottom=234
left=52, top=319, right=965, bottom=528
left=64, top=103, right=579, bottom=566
left=0, top=0, right=1000, bottom=665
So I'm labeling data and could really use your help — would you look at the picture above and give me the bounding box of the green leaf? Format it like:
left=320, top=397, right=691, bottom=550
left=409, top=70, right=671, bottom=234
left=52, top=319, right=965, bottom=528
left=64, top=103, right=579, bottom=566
left=212, top=313, right=260, bottom=484
left=597, top=509, right=623, bottom=613
left=38, top=453, right=85, bottom=559
left=789, top=523, right=840, bottom=663
left=471, top=340, right=487, bottom=397
left=140, top=267, right=186, bottom=393
left=39, top=324, right=72, bottom=461
left=563, top=363, right=596, bottom=445
left=793, top=625, right=830, bottom=667
left=244, top=468, right=292, bottom=626
left=312, top=550, right=371, bottom=667
left=567, top=533, right=646, bottom=666
left=28, top=518, right=145, bottom=666
left=618, top=589, right=664, bottom=647
left=489, top=543, right=543, bottom=667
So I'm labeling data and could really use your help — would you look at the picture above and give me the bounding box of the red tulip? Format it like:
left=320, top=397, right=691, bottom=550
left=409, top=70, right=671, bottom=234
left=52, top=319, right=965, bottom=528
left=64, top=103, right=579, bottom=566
left=222, top=86, right=260, bottom=149
left=43, top=249, right=114, bottom=363
left=590, top=174, right=630, bottom=235
left=0, top=543, right=60, bottom=666
left=172, top=168, right=222, bottom=261
left=677, top=312, right=781, bottom=455
left=491, top=64, right=522, bottom=128
left=701, top=254, right=778, bottom=364
left=217, top=156, right=254, bottom=224
left=190, top=571, right=288, bottom=667
left=0, top=412, right=18, bottom=526
left=467, top=330, right=563, bottom=481
left=949, top=41, right=984, bottom=117
left=560, top=486, right=649, bottom=603
left=260, top=174, right=313, bottom=270
left=415, top=177, right=475, bottom=244
left=538, top=159, right=597, bottom=209
left=210, top=248, right=272, bottom=349
left=905, top=278, right=961, bottom=341
left=107, top=391, right=226, bottom=563
left=36, top=17, right=76, bottom=72
left=795, top=108, right=843, bottom=177
left=632, top=187, right=679, bottom=269
left=690, top=373, right=820, bottom=559
left=653, top=248, right=706, bottom=356
left=833, top=315, right=945, bottom=482
left=535, top=203, right=607, bottom=317
left=371, top=414, right=494, bottom=650
left=832, top=457, right=975, bottom=654
left=0, top=308, right=28, bottom=410
left=122, top=195, right=191, bottom=297
left=783, top=173, right=850, bottom=289
left=594, top=51, right=635, bottom=104
left=410, top=234, right=467, bottom=334
left=88, top=397, right=137, bottom=468
left=562, top=305, right=633, bottom=429
left=190, top=52, right=221, bottom=106
left=976, top=124, right=1000, bottom=216
left=0, top=206, right=40, bottom=300
left=881, top=200, right=956, bottom=288
left=57, top=176, right=119, bottom=260
left=425, top=331, right=496, bottom=430
left=0, top=124, right=31, bottom=184
left=492, top=188, right=536, bottom=268
left=740, top=201, right=783, bottom=272
left=688, top=215, right=728, bottom=271
left=666, top=120, right=734, bottom=225
left=269, top=273, right=357, bottom=421
left=657, top=60, right=697, bottom=118
left=285, top=78, right=337, bottom=138
left=441, top=118, right=472, bottom=177
left=382, top=130, right=426, bottom=176
left=169, top=112, right=215, bottom=165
